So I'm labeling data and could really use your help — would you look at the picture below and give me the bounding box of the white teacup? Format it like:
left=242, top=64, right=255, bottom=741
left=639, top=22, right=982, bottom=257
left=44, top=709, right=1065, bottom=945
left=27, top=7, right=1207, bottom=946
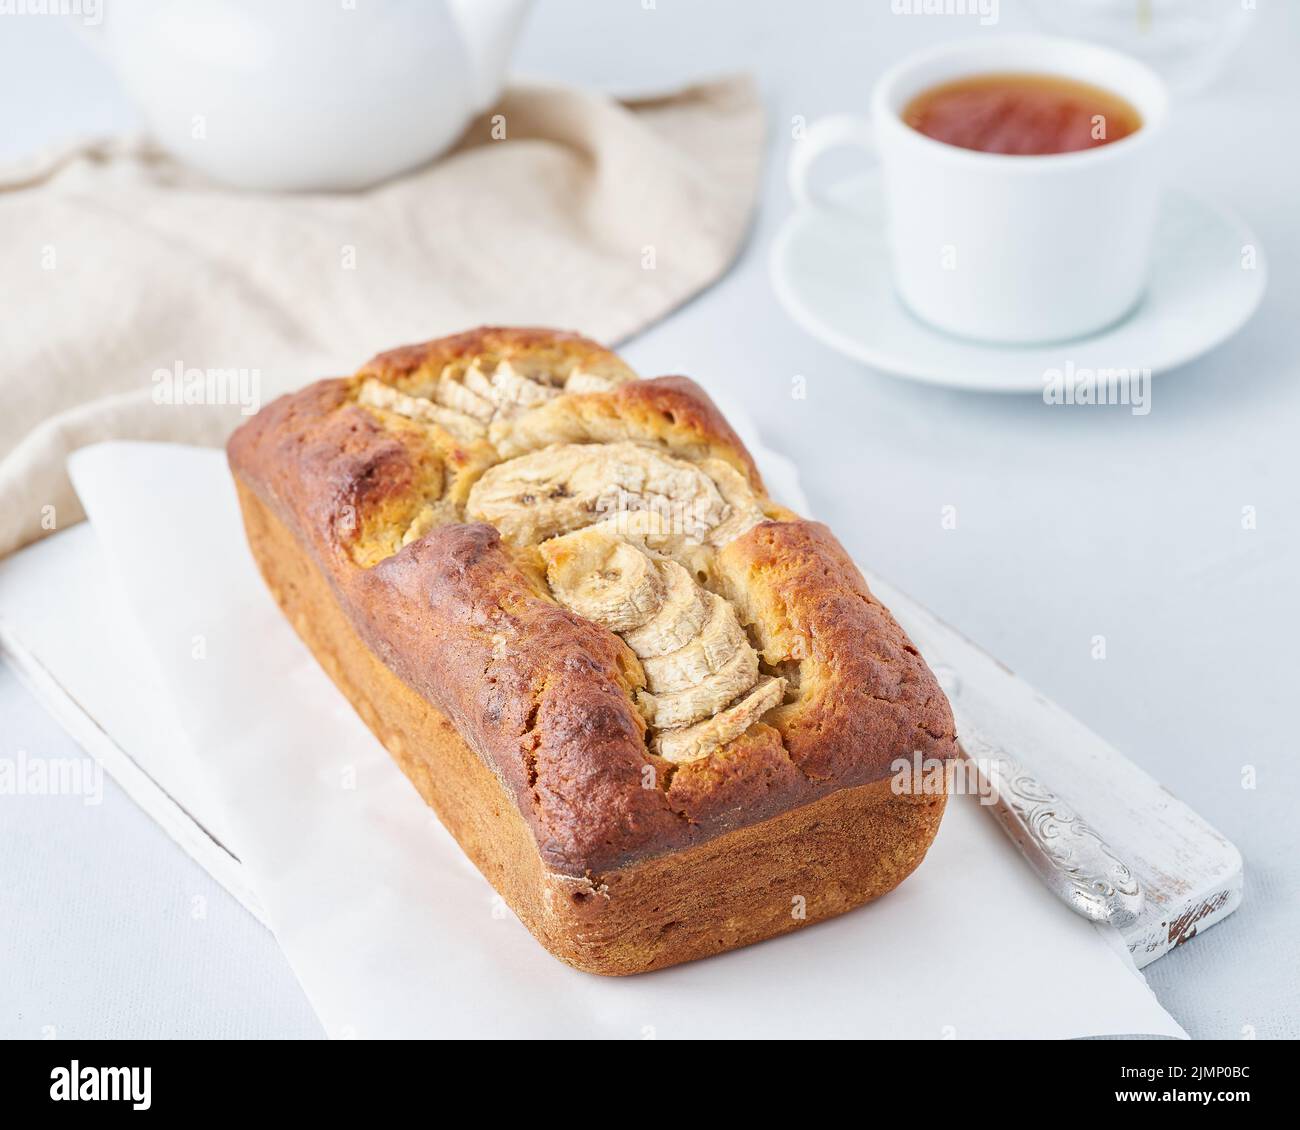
left=789, top=35, right=1169, bottom=344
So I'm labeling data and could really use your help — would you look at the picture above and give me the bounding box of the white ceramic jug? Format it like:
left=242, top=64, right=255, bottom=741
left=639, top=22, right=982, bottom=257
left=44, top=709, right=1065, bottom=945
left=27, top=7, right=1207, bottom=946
left=79, top=0, right=531, bottom=191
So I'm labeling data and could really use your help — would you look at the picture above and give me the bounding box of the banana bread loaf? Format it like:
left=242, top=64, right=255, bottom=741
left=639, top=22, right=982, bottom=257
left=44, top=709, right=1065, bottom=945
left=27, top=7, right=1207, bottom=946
left=227, top=327, right=956, bottom=975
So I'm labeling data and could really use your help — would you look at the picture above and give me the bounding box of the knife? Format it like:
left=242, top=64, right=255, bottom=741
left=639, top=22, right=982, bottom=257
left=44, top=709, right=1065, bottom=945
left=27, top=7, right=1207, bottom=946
left=955, top=719, right=1144, bottom=929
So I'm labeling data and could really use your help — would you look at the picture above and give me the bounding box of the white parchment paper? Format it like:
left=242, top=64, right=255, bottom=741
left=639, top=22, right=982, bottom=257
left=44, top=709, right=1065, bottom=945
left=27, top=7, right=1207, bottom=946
left=68, top=440, right=1185, bottom=1039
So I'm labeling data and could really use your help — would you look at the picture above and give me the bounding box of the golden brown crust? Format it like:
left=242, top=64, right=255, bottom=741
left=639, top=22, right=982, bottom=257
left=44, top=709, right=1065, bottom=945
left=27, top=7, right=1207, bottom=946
left=228, top=327, right=957, bottom=887
left=358, top=325, right=633, bottom=391
left=716, top=521, right=956, bottom=783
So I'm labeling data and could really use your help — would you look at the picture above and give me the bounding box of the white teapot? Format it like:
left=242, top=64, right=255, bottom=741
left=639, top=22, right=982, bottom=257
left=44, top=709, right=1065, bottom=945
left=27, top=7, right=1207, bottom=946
left=79, top=0, right=532, bottom=191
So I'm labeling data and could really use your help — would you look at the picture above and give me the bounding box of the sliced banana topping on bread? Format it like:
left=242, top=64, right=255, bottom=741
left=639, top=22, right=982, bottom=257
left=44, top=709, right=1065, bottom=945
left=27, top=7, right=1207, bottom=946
left=540, top=526, right=665, bottom=633
left=464, top=358, right=561, bottom=421
left=540, top=522, right=777, bottom=756
left=701, top=458, right=768, bottom=546
left=637, top=644, right=759, bottom=730
left=357, top=378, right=487, bottom=444
left=622, top=559, right=710, bottom=656
left=467, top=441, right=734, bottom=547
left=654, top=675, right=787, bottom=764
left=639, top=594, right=748, bottom=694
left=564, top=364, right=634, bottom=394
left=433, top=368, right=495, bottom=423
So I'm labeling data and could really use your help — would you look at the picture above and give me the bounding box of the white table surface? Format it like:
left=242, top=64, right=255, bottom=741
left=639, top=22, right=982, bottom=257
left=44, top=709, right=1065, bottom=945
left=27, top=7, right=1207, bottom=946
left=2, top=0, right=1297, bottom=1040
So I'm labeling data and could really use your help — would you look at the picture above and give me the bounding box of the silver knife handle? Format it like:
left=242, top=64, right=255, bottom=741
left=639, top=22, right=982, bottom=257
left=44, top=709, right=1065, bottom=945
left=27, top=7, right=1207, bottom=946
left=960, top=728, right=1144, bottom=928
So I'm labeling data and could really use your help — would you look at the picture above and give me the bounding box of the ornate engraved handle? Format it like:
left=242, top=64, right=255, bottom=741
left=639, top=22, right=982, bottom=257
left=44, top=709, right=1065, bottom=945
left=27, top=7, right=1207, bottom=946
left=960, top=727, right=1144, bottom=929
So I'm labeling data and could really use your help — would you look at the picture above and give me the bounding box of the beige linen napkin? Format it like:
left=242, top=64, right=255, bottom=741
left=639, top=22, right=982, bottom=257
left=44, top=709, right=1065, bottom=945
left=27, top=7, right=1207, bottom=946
left=0, top=75, right=763, bottom=558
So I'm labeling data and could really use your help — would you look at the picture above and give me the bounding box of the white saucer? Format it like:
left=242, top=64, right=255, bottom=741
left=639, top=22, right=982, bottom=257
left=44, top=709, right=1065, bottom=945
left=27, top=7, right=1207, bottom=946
left=770, top=173, right=1267, bottom=393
